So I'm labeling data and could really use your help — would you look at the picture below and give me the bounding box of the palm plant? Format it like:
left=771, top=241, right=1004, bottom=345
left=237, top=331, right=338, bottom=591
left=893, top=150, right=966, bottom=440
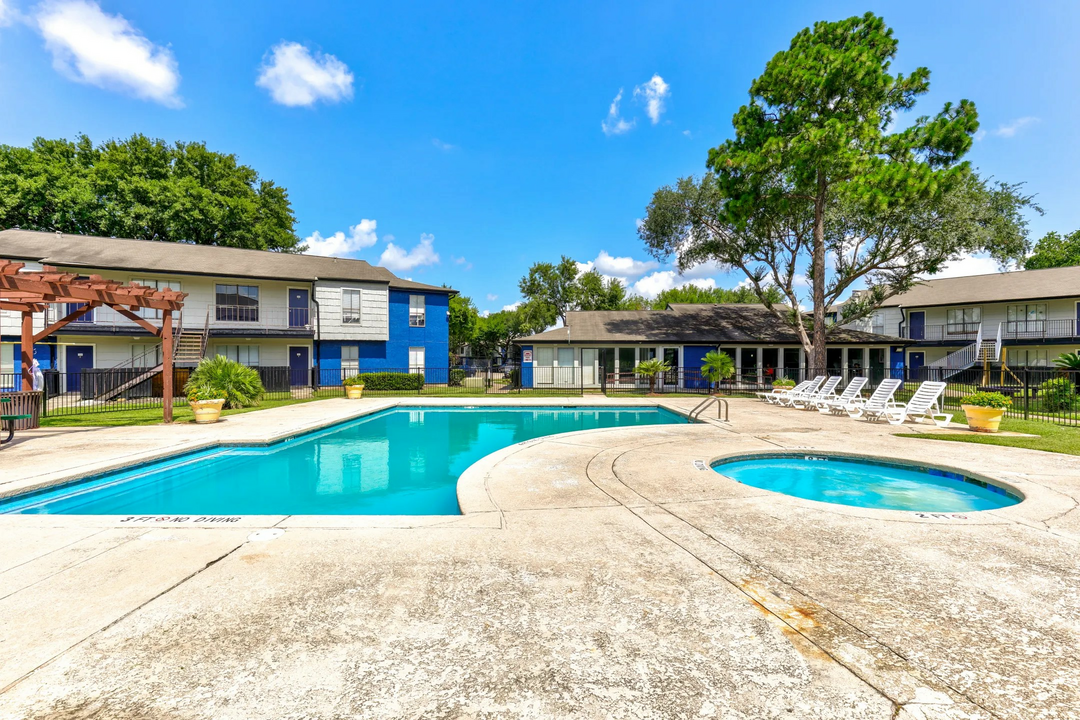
left=700, top=350, right=735, bottom=394
left=1054, top=352, right=1080, bottom=371
left=634, top=358, right=672, bottom=394
left=184, top=355, right=265, bottom=409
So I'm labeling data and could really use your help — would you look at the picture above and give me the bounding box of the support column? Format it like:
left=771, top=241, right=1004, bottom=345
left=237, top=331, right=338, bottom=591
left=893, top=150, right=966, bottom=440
left=162, top=309, right=174, bottom=423
left=20, top=310, right=33, bottom=391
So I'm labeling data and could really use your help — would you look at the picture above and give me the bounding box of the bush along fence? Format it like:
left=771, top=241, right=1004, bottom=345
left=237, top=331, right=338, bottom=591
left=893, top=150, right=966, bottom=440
left=3, top=364, right=1080, bottom=426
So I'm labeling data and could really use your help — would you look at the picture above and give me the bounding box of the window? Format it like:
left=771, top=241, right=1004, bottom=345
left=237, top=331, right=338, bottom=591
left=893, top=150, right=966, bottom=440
left=216, top=345, right=260, bottom=366
left=0, top=343, right=13, bottom=375
left=131, top=343, right=163, bottom=366
left=1012, top=348, right=1049, bottom=367
left=409, top=295, right=425, bottom=327
left=342, top=345, right=359, bottom=377
left=1007, top=303, right=1046, bottom=334
left=617, top=348, right=635, bottom=373
left=871, top=311, right=885, bottom=335
left=342, top=289, right=362, bottom=324
left=639, top=347, right=657, bottom=362
left=216, top=284, right=259, bottom=322
left=408, top=346, right=425, bottom=371
left=556, top=347, right=574, bottom=367
left=946, top=307, right=981, bottom=334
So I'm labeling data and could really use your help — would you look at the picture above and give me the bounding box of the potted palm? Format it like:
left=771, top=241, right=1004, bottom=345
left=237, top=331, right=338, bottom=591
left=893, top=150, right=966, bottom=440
left=700, top=350, right=736, bottom=395
left=633, top=358, right=672, bottom=395
left=343, top=374, right=366, bottom=399
left=183, top=356, right=265, bottom=424
left=960, top=391, right=1011, bottom=433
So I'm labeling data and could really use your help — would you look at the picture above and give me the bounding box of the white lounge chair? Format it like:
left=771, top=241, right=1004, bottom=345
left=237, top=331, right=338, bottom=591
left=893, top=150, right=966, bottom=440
left=757, top=377, right=816, bottom=404
left=875, top=381, right=953, bottom=427
left=776, top=376, right=826, bottom=407
left=792, top=375, right=842, bottom=409
left=844, top=378, right=902, bottom=419
left=817, top=376, right=868, bottom=414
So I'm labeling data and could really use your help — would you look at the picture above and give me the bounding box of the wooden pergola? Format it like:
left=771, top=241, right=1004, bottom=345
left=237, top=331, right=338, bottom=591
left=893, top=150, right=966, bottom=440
left=0, top=260, right=187, bottom=422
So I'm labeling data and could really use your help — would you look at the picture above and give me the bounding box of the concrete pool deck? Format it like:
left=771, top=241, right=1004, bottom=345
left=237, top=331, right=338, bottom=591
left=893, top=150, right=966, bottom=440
left=0, top=397, right=1078, bottom=718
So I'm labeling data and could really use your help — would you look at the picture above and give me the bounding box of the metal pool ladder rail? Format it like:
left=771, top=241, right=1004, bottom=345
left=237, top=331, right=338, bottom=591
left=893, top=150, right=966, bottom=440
left=688, top=396, right=729, bottom=422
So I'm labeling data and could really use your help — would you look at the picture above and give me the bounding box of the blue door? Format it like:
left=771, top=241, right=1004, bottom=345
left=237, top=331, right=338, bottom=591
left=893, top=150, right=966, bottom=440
left=908, top=312, right=925, bottom=341
left=65, top=345, right=94, bottom=392
left=289, top=289, right=310, bottom=327
left=289, top=346, right=309, bottom=387
left=908, top=352, right=925, bottom=379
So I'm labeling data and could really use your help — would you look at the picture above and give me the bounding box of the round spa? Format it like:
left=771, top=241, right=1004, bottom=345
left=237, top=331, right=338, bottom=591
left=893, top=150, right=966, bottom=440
left=712, top=454, right=1021, bottom=513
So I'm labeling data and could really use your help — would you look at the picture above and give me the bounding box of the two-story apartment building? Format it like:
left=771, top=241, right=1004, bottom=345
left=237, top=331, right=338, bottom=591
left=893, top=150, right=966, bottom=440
left=857, top=265, right=1080, bottom=375
left=0, top=230, right=452, bottom=388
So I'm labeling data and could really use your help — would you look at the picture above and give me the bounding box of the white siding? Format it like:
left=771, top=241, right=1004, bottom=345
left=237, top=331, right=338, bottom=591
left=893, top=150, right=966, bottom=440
left=314, top=280, right=388, bottom=341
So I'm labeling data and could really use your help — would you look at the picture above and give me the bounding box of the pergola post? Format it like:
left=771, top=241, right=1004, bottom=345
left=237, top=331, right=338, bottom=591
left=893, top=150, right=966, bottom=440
left=162, top=309, right=174, bottom=424
left=20, top=310, right=33, bottom=391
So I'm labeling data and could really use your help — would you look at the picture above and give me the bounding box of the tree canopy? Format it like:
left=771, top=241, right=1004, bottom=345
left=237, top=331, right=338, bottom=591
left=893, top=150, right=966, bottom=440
left=1024, top=230, right=1080, bottom=270
left=0, top=134, right=301, bottom=251
left=648, top=284, right=783, bottom=309
left=640, top=12, right=1036, bottom=367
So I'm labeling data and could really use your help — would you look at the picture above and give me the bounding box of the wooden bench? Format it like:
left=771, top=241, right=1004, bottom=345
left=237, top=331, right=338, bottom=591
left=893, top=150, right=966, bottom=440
left=0, top=397, right=33, bottom=446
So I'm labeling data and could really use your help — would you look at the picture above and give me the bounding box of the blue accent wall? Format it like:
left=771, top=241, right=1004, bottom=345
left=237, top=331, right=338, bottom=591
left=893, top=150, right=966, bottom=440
left=520, top=345, right=533, bottom=388
left=890, top=346, right=906, bottom=378
left=314, top=290, right=450, bottom=378
left=682, top=345, right=715, bottom=389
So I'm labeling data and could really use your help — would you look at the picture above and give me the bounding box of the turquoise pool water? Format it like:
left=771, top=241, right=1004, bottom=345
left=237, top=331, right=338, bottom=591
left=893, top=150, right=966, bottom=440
left=1, top=406, right=686, bottom=516
left=713, top=454, right=1020, bottom=512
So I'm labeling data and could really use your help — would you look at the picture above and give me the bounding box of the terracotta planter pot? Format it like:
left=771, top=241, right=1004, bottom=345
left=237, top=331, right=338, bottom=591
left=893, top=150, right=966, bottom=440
left=190, top=399, right=225, bottom=424
left=345, top=385, right=365, bottom=399
left=962, top=404, right=1006, bottom=433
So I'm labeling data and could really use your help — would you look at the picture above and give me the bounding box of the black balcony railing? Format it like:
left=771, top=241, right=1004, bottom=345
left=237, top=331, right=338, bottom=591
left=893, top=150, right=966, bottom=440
left=899, top=323, right=980, bottom=342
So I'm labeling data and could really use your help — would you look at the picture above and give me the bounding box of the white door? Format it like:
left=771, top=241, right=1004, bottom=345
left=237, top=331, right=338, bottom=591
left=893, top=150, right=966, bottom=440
left=409, top=347, right=425, bottom=372
left=581, top=349, right=597, bottom=386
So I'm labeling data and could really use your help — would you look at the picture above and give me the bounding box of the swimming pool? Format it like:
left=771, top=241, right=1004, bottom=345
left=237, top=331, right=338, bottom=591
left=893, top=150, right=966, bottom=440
left=713, top=454, right=1020, bottom=512
left=1, top=406, right=687, bottom=516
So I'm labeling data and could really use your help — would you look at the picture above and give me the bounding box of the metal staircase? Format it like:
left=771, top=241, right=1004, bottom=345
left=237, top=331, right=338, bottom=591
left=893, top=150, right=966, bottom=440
left=925, top=324, right=983, bottom=379
left=92, top=309, right=210, bottom=401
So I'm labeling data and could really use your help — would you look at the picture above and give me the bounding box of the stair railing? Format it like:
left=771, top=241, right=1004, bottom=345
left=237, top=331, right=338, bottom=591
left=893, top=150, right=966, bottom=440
left=994, top=321, right=1003, bottom=362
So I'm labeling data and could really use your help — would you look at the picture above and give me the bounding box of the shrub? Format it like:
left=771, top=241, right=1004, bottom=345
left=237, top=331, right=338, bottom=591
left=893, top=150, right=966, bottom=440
left=359, top=372, right=424, bottom=391
left=448, top=369, right=467, bottom=387
left=1037, top=376, right=1077, bottom=412
left=508, top=369, right=521, bottom=387
left=960, top=391, right=1012, bottom=409
left=343, top=375, right=365, bottom=387
left=772, top=377, right=796, bottom=388
left=184, top=356, right=264, bottom=409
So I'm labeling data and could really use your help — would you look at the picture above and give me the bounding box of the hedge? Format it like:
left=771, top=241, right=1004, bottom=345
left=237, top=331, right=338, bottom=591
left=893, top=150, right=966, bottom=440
left=449, top=369, right=467, bottom=387
left=358, top=372, right=425, bottom=391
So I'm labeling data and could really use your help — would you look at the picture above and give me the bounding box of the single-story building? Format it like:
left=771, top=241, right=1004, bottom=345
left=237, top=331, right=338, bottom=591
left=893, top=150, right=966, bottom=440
left=516, top=303, right=907, bottom=390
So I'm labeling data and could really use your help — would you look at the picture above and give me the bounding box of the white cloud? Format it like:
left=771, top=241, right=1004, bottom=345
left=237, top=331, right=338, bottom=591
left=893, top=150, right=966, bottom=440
left=682, top=130, right=691, bottom=138
left=502, top=302, right=521, bottom=312
left=632, top=271, right=716, bottom=299
left=36, top=0, right=181, bottom=106
left=256, top=41, right=353, bottom=107
left=302, top=219, right=378, bottom=257
left=432, top=138, right=456, bottom=151
left=486, top=293, right=498, bottom=301
left=0, top=0, right=18, bottom=26
left=451, top=254, right=472, bottom=270
left=634, top=74, right=669, bottom=124
left=992, top=117, right=1038, bottom=138
left=380, top=233, right=439, bottom=272
left=929, top=253, right=1004, bottom=279
left=601, top=89, right=635, bottom=136
left=590, top=250, right=658, bottom=278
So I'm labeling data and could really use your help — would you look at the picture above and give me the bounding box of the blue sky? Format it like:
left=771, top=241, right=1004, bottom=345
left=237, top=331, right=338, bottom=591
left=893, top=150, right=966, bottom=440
left=0, top=1, right=1076, bottom=314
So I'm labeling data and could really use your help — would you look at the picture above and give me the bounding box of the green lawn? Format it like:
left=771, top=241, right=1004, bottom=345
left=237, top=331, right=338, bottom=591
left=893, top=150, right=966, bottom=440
left=906, top=418, right=1080, bottom=457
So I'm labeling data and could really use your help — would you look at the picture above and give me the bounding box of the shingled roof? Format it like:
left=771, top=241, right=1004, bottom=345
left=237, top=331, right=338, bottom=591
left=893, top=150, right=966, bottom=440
left=0, top=229, right=453, bottom=293
left=518, top=304, right=902, bottom=345
left=880, top=265, right=1080, bottom=308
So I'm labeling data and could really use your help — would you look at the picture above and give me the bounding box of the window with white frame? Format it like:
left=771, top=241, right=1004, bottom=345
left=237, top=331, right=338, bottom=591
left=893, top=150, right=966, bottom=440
left=216, top=284, right=259, bottom=322
left=871, top=311, right=885, bottom=335
left=0, top=343, right=13, bottom=375
left=409, top=295, right=425, bottom=327
left=1011, top=348, right=1049, bottom=367
left=131, top=343, right=163, bottom=366
left=216, top=345, right=260, bottom=366
left=342, top=345, right=359, bottom=377
left=342, top=289, right=362, bottom=324
left=946, top=307, right=981, bottom=334
left=408, top=346, right=425, bottom=371
left=1007, top=303, right=1046, bottom=334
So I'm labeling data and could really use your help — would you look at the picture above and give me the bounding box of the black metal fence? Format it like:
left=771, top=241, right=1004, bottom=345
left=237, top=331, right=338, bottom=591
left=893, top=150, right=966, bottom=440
left=4, top=364, right=1080, bottom=426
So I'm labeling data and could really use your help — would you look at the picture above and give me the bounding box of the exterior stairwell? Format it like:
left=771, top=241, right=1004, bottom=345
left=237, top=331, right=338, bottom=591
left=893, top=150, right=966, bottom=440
left=93, top=311, right=209, bottom=401
left=925, top=325, right=985, bottom=380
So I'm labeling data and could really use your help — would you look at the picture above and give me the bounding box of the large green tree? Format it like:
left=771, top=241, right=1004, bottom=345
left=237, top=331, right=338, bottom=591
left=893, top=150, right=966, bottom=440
left=640, top=13, right=1033, bottom=369
left=473, top=305, right=551, bottom=361
left=519, top=256, right=651, bottom=321
left=1024, top=230, right=1080, bottom=270
left=649, top=283, right=783, bottom=309
left=448, top=294, right=480, bottom=356
left=0, top=134, right=301, bottom=251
